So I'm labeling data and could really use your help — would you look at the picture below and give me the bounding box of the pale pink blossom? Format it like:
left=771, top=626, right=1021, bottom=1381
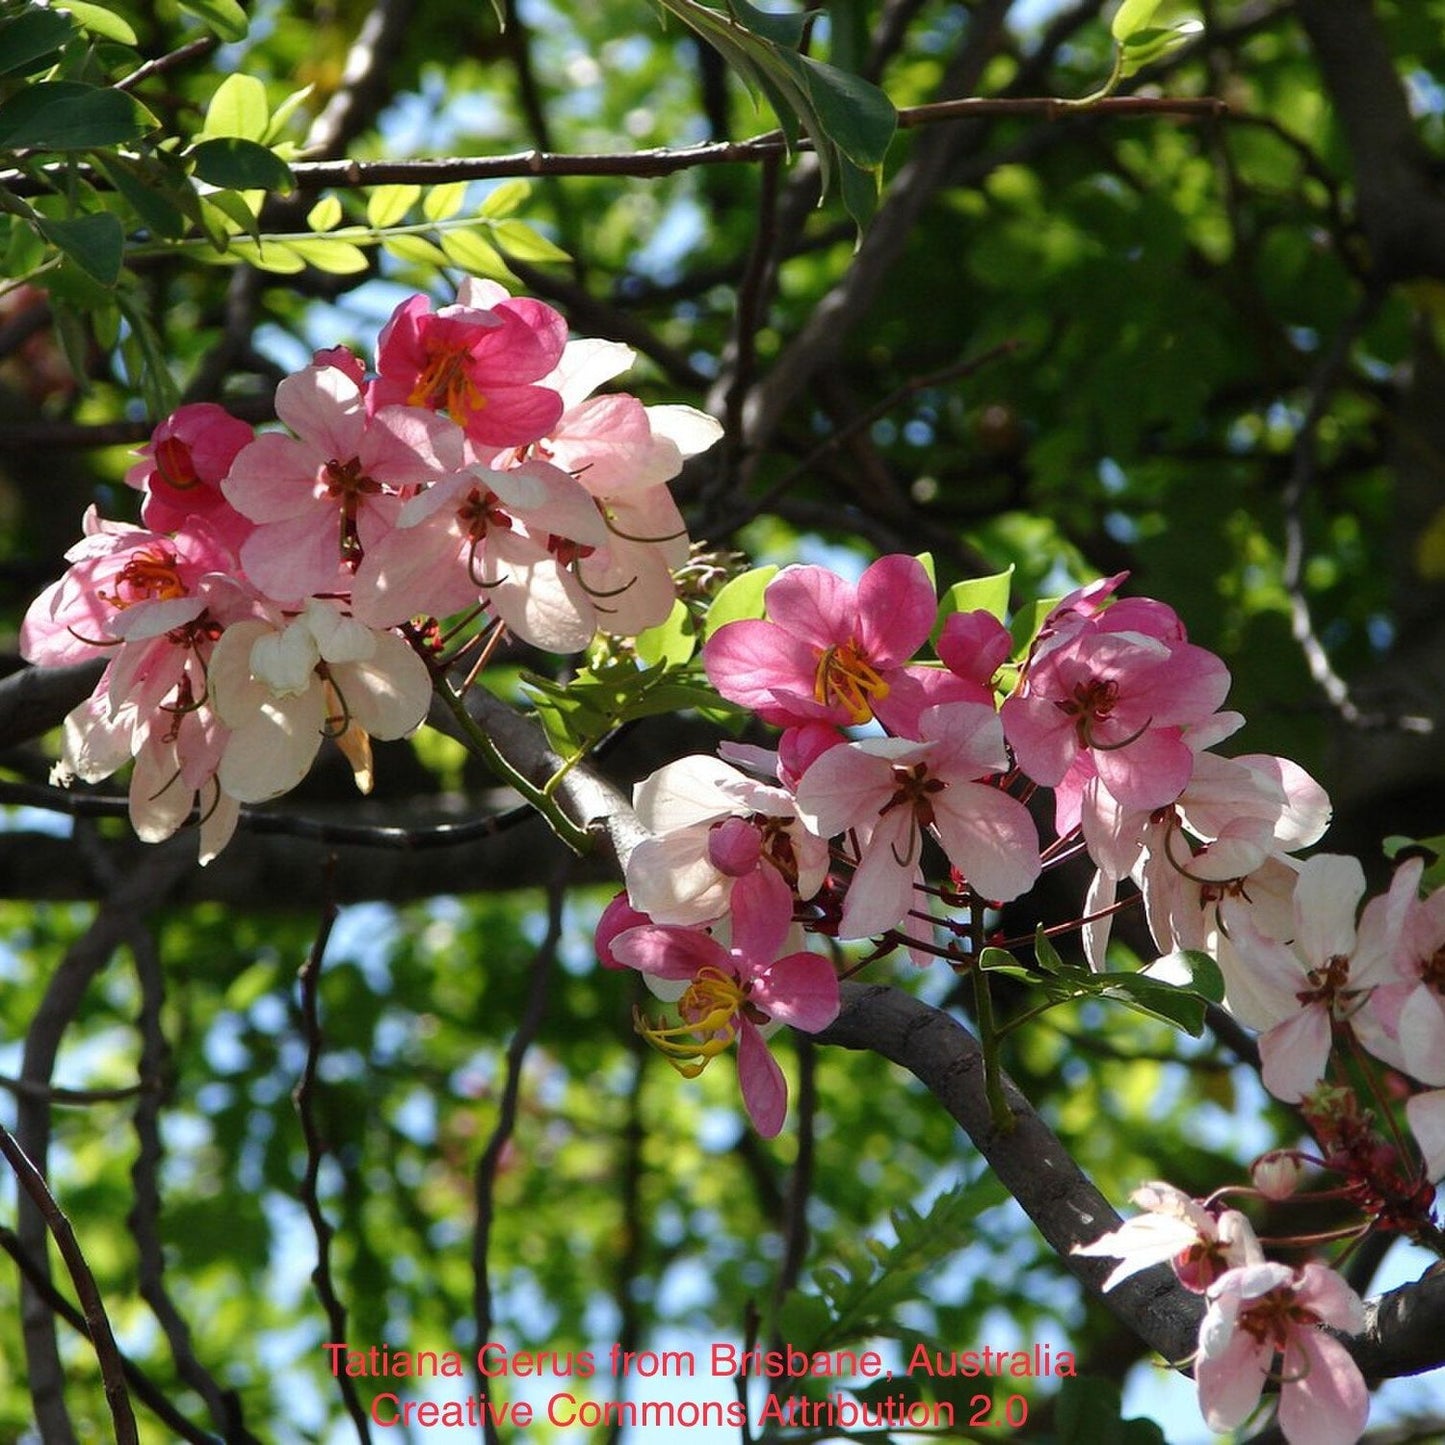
left=209, top=600, right=431, bottom=803
left=1073, top=1181, right=1261, bottom=1292
left=1406, top=1090, right=1445, bottom=1180
left=1352, top=858, right=1445, bottom=1085
left=372, top=279, right=566, bottom=447
left=350, top=457, right=605, bottom=650
left=793, top=701, right=1040, bottom=938
left=624, top=754, right=829, bottom=924
left=1001, top=595, right=1231, bottom=812
left=1196, top=1261, right=1367, bottom=1445
left=224, top=362, right=466, bottom=601
left=610, top=870, right=840, bottom=1137
left=1233, top=855, right=1405, bottom=1102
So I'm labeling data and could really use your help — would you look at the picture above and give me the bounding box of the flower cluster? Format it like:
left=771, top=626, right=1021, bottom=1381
left=599, top=553, right=1442, bottom=1442
left=1077, top=1183, right=1369, bottom=1445
left=21, top=280, right=717, bottom=859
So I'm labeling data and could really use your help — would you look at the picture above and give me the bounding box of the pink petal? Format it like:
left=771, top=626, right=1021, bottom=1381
left=763, top=565, right=855, bottom=650
left=753, top=952, right=840, bottom=1032
left=736, top=1023, right=787, bottom=1137
left=854, top=554, right=935, bottom=664
left=611, top=923, right=728, bottom=981
left=1278, top=1329, right=1369, bottom=1445
left=1259, top=1005, right=1332, bottom=1102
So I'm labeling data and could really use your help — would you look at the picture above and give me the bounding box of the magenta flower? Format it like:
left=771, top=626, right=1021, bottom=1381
left=703, top=554, right=947, bottom=734
left=20, top=510, right=241, bottom=666
left=610, top=870, right=840, bottom=1136
left=123, top=402, right=256, bottom=549
left=793, top=701, right=1040, bottom=938
left=1196, top=1261, right=1367, bottom=1445
left=372, top=279, right=566, bottom=448
left=1002, top=597, right=1231, bottom=812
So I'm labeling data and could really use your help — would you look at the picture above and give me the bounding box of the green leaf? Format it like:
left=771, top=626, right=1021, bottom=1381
left=226, top=237, right=307, bottom=273
left=201, top=189, right=261, bottom=244
left=92, top=153, right=190, bottom=240
left=383, top=233, right=452, bottom=268
left=266, top=84, right=315, bottom=142
left=177, top=0, right=249, bottom=41
left=366, top=184, right=421, bottom=229
left=0, top=81, right=152, bottom=150
left=1111, top=0, right=1165, bottom=41
left=307, top=195, right=343, bottom=232
left=423, top=180, right=470, bottom=223
left=633, top=600, right=698, bottom=667
left=1009, top=595, right=1059, bottom=661
left=703, top=565, right=778, bottom=634
left=0, top=8, right=76, bottom=77
left=37, top=211, right=124, bottom=286
left=651, top=0, right=896, bottom=233
left=1096, top=972, right=1209, bottom=1036
left=478, top=178, right=529, bottom=220
left=190, top=137, right=294, bottom=193
left=937, top=564, right=1015, bottom=628
left=58, top=2, right=138, bottom=43
left=490, top=218, right=571, bottom=264
left=276, top=235, right=370, bottom=274
left=439, top=228, right=517, bottom=283
left=1118, top=21, right=1204, bottom=79
left=198, top=73, right=269, bottom=142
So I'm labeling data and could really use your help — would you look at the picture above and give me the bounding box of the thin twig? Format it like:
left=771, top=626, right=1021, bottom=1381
left=114, top=35, right=216, bottom=92
left=0, top=1074, right=151, bottom=1105
left=292, top=894, right=373, bottom=1445
left=0, top=1122, right=138, bottom=1444
left=471, top=871, right=567, bottom=1445
left=128, top=924, right=256, bottom=1440
left=0, top=1225, right=220, bottom=1445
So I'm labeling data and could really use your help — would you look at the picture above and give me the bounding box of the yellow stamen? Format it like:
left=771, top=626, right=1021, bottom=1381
left=814, top=640, right=890, bottom=723
left=633, top=967, right=747, bottom=1077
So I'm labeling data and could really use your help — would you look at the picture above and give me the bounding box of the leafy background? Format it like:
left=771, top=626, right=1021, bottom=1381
left=2, top=0, right=1444, bottom=1440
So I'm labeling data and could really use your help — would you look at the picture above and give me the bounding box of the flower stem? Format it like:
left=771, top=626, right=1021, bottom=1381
left=971, top=961, right=1014, bottom=1135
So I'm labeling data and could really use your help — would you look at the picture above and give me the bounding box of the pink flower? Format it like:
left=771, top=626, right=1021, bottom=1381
left=1233, top=855, right=1405, bottom=1102
left=123, top=402, right=255, bottom=547
left=350, top=457, right=606, bottom=650
left=1073, top=1181, right=1261, bottom=1292
left=624, top=754, right=829, bottom=924
left=703, top=555, right=945, bottom=733
left=209, top=600, right=431, bottom=803
left=1002, top=594, right=1231, bottom=812
left=1352, top=858, right=1445, bottom=1085
left=1406, top=1090, right=1445, bottom=1180
left=20, top=510, right=242, bottom=666
left=224, top=362, right=466, bottom=602
left=793, top=701, right=1040, bottom=938
left=372, top=279, right=566, bottom=448
left=1196, top=1261, right=1367, bottom=1445
left=610, top=870, right=840, bottom=1137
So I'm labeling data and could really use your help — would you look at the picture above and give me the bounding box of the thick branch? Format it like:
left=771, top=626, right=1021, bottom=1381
left=814, top=981, right=1445, bottom=1381
left=814, top=981, right=1205, bottom=1365
left=1295, top=0, right=1445, bottom=282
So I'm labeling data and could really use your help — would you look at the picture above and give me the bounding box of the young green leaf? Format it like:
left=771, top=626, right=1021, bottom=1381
left=58, top=1, right=138, bottom=43
left=422, top=181, right=470, bottom=223
left=198, top=73, right=270, bottom=142
left=178, top=0, right=249, bottom=42
left=490, top=218, right=571, bottom=264
left=478, top=178, right=530, bottom=220
left=702, top=565, right=778, bottom=634
left=1111, top=0, right=1165, bottom=42
left=307, top=195, right=344, bottom=232
left=366, top=184, right=421, bottom=229
left=438, top=228, right=518, bottom=284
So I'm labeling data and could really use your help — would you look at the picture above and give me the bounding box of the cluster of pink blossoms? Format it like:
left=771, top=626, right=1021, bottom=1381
left=21, top=280, right=719, bottom=859
left=1076, top=1182, right=1369, bottom=1444
left=598, top=553, right=1441, bottom=1440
